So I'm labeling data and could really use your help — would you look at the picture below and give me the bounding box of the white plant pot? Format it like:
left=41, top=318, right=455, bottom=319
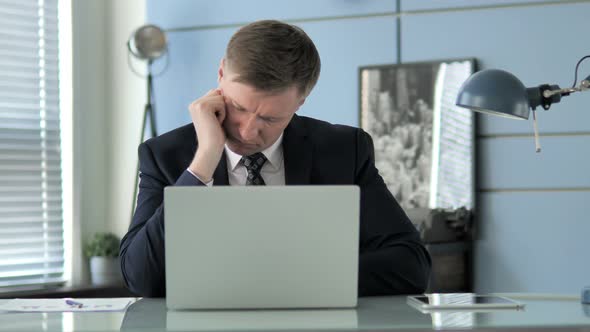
left=89, top=256, right=123, bottom=286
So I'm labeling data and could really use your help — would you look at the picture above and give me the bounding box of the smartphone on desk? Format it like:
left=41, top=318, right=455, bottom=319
left=407, top=293, right=525, bottom=311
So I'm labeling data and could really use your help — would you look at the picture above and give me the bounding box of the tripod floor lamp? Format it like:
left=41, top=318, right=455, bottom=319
left=127, top=24, right=168, bottom=222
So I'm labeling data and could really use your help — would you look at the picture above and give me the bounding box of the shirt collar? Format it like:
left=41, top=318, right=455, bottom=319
left=224, top=133, right=284, bottom=172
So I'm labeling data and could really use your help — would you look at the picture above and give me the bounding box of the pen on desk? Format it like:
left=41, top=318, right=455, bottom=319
left=65, top=299, right=84, bottom=308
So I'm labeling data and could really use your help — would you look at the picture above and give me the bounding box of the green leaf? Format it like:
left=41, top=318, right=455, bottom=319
left=83, top=232, right=121, bottom=258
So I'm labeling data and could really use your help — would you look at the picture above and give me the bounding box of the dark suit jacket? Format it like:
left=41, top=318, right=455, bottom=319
left=120, top=114, right=431, bottom=297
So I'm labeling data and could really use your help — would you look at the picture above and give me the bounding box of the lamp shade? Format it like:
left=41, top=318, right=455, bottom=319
left=128, top=24, right=167, bottom=61
left=456, top=69, right=530, bottom=120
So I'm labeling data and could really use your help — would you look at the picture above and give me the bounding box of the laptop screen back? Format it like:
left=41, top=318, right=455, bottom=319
left=164, top=186, right=360, bottom=310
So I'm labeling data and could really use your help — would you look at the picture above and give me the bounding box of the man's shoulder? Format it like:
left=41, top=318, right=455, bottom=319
left=142, top=123, right=195, bottom=152
left=136, top=124, right=195, bottom=182
left=296, top=115, right=361, bottom=138
left=293, top=115, right=375, bottom=157
left=294, top=116, right=375, bottom=167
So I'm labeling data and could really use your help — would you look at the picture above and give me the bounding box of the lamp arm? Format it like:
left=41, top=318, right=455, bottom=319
left=542, top=86, right=577, bottom=98
left=528, top=74, right=590, bottom=111
left=580, top=74, right=590, bottom=90
left=543, top=73, right=590, bottom=97
left=543, top=76, right=590, bottom=98
left=529, top=55, right=590, bottom=111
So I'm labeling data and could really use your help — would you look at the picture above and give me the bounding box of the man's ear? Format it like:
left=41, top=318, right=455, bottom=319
left=296, top=98, right=306, bottom=112
left=217, top=58, right=225, bottom=83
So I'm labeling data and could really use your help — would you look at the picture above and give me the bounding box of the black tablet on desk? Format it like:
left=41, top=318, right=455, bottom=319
left=407, top=293, right=525, bottom=311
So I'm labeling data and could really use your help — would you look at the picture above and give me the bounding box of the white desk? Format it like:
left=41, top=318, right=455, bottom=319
left=1, top=294, right=589, bottom=331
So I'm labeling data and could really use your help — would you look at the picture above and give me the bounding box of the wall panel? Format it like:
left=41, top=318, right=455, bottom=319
left=401, top=0, right=556, bottom=11
left=478, top=136, right=590, bottom=190
left=476, top=191, right=590, bottom=293
left=147, top=0, right=396, bottom=29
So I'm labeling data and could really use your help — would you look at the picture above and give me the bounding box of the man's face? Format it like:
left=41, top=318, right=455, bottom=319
left=218, top=62, right=305, bottom=156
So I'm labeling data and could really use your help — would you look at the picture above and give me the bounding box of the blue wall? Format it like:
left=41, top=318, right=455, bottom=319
left=147, top=0, right=590, bottom=294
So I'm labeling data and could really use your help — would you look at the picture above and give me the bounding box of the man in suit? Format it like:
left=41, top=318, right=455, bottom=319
left=120, top=20, right=431, bottom=297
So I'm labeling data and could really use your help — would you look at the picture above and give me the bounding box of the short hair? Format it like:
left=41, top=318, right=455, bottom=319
left=225, top=20, right=321, bottom=97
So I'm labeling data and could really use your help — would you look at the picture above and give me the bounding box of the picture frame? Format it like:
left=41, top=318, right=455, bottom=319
left=359, top=59, right=476, bottom=210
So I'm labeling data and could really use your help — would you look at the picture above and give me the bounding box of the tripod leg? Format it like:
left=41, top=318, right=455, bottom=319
left=147, top=103, right=157, bottom=138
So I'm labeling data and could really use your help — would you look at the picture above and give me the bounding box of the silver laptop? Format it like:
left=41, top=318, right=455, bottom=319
left=164, top=186, right=359, bottom=310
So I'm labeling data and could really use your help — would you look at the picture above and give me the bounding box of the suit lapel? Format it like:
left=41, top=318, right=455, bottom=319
left=212, top=150, right=230, bottom=185
left=283, top=115, right=312, bottom=185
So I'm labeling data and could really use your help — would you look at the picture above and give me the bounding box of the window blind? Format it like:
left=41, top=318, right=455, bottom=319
left=0, top=0, right=65, bottom=289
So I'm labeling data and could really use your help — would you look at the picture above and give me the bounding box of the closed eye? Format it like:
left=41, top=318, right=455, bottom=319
left=230, top=101, right=247, bottom=112
left=259, top=116, right=279, bottom=123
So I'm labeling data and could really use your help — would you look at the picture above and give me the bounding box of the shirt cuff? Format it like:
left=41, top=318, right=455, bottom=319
left=186, top=168, right=214, bottom=187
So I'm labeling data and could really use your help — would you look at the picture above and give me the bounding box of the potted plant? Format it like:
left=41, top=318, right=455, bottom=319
left=84, top=232, right=123, bottom=286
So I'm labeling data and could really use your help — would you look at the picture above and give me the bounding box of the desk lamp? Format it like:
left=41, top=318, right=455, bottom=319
left=127, top=24, right=168, bottom=221
left=454, top=56, right=590, bottom=304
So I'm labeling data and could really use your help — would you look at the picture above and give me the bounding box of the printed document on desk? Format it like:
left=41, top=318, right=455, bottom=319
left=0, top=298, right=136, bottom=312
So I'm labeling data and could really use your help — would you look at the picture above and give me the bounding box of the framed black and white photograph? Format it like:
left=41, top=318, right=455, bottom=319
left=359, top=59, right=476, bottom=210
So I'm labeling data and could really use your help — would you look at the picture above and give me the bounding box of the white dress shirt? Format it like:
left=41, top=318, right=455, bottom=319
left=187, top=134, right=286, bottom=186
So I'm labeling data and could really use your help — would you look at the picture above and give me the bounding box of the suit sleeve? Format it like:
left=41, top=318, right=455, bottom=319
left=119, top=142, right=204, bottom=297
left=355, top=129, right=432, bottom=296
